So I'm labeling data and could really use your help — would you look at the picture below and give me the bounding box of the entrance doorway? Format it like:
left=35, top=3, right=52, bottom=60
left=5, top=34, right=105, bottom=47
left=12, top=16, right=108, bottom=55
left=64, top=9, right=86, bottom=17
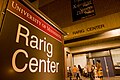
left=93, top=56, right=114, bottom=77
left=73, top=50, right=117, bottom=78
left=88, top=50, right=115, bottom=77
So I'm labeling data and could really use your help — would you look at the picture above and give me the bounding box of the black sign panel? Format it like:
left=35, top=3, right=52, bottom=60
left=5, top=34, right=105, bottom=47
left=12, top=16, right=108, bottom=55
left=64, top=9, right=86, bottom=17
left=0, top=0, right=64, bottom=80
left=71, top=0, right=95, bottom=21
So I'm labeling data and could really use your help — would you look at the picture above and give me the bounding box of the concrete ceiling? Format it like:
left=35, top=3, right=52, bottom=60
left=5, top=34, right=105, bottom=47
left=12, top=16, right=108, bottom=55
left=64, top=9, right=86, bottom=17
left=29, top=0, right=120, bottom=29
left=29, top=0, right=120, bottom=48
left=38, top=0, right=120, bottom=28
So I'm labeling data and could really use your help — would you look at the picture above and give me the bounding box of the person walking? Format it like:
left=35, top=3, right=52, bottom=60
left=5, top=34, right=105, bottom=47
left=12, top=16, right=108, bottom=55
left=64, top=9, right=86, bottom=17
left=78, top=65, right=83, bottom=80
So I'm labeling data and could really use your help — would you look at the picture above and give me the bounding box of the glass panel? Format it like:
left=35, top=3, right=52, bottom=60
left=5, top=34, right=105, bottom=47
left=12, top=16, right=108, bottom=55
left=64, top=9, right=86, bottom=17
left=111, top=48, right=120, bottom=76
left=111, top=48, right=120, bottom=68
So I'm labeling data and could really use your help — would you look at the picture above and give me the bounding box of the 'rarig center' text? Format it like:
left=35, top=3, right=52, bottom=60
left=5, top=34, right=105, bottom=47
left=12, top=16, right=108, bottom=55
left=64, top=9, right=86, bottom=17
left=12, top=24, right=59, bottom=73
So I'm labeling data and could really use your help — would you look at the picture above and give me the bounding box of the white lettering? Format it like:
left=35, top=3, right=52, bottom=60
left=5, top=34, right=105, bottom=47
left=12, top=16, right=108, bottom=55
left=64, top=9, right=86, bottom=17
left=16, top=24, right=29, bottom=46
left=13, top=24, right=60, bottom=73
left=11, top=1, right=42, bottom=26
left=39, top=59, right=47, bottom=72
left=47, top=43, right=53, bottom=58
left=50, top=61, right=56, bottom=73
left=30, top=35, right=38, bottom=49
left=16, top=24, right=53, bottom=57
left=12, top=49, right=59, bottom=73
left=12, top=49, right=28, bottom=72
left=29, top=57, right=38, bottom=72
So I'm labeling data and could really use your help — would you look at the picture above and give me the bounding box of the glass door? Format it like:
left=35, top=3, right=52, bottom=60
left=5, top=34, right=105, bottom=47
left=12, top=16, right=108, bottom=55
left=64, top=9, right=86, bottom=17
left=88, top=50, right=115, bottom=77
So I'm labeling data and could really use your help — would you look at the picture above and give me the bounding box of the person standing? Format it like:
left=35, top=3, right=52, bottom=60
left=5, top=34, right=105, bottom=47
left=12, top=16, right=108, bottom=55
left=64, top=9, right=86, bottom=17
left=86, top=61, right=93, bottom=80
left=96, top=60, right=103, bottom=80
left=72, top=65, right=78, bottom=79
left=68, top=67, right=72, bottom=80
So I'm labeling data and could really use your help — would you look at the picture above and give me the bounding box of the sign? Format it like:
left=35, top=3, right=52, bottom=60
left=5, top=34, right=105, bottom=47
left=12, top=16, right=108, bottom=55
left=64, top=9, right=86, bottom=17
left=0, top=0, right=65, bottom=80
left=71, top=0, right=95, bottom=21
left=72, top=24, right=105, bottom=35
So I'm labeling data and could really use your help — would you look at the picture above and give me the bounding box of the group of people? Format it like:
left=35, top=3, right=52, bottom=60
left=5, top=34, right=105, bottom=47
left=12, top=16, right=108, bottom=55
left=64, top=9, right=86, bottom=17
left=67, top=60, right=103, bottom=80
left=72, top=65, right=83, bottom=80
left=84, top=60, right=103, bottom=80
left=68, top=65, right=82, bottom=80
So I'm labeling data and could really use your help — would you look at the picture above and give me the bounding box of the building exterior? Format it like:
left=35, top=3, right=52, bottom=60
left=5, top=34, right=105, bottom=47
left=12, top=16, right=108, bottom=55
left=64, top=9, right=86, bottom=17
left=1, top=0, right=120, bottom=80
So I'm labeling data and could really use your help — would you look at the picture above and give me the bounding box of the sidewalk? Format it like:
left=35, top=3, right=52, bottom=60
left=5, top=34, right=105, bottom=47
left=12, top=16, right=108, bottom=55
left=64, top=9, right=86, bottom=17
left=67, top=76, right=120, bottom=80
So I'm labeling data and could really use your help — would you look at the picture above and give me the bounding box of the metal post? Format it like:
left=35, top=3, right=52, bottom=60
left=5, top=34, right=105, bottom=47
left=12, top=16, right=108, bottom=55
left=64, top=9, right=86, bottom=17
left=104, top=57, right=110, bottom=80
